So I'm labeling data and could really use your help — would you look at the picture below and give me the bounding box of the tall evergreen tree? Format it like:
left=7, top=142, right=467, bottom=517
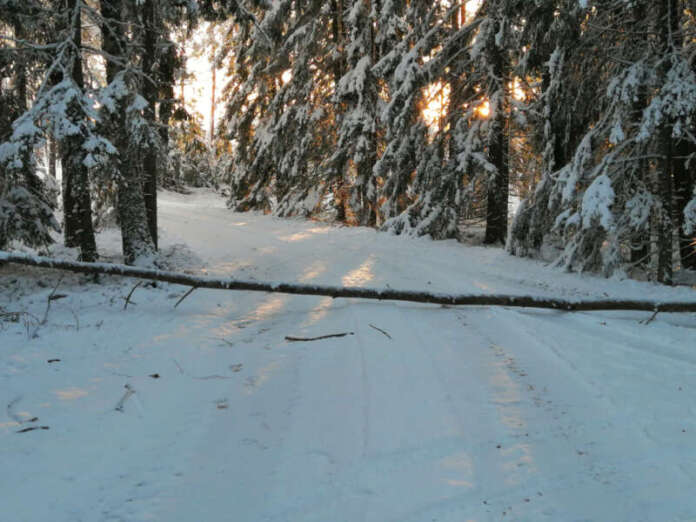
left=331, top=0, right=379, bottom=226
left=99, top=0, right=156, bottom=264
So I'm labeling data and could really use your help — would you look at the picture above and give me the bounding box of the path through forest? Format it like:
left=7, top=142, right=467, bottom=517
left=2, top=189, right=696, bottom=521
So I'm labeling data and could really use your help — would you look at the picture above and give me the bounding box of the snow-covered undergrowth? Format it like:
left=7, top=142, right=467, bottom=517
left=2, top=188, right=696, bottom=521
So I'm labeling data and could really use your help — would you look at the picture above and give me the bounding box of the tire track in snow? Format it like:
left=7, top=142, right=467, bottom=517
left=469, top=307, right=695, bottom=521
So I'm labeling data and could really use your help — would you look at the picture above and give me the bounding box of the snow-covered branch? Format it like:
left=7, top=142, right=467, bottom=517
left=2, top=251, right=695, bottom=313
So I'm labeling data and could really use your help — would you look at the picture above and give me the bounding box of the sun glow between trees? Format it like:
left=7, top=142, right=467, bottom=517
left=423, top=82, right=451, bottom=131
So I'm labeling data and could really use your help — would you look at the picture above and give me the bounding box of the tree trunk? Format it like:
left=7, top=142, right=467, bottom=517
left=674, top=139, right=696, bottom=270
left=2, top=250, right=696, bottom=314
left=331, top=0, right=345, bottom=85
left=61, top=156, right=78, bottom=248
left=12, top=21, right=43, bottom=198
left=61, top=0, right=97, bottom=261
left=484, top=19, right=509, bottom=245
left=48, top=138, right=57, bottom=179
left=630, top=3, right=650, bottom=267
left=141, top=0, right=159, bottom=249
left=656, top=124, right=675, bottom=284
left=655, top=0, right=678, bottom=284
left=158, top=40, right=176, bottom=184
left=210, top=64, right=216, bottom=143
left=349, top=0, right=377, bottom=227
left=671, top=2, right=696, bottom=271
left=100, top=0, right=156, bottom=264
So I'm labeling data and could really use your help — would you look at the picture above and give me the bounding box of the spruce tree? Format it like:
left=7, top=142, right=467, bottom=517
left=99, top=0, right=156, bottom=265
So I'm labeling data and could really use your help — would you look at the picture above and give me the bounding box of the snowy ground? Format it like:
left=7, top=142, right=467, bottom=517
left=2, top=189, right=696, bottom=522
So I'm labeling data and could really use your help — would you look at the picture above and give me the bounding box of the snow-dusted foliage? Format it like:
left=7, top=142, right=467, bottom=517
left=220, top=1, right=520, bottom=241
left=509, top=0, right=696, bottom=281
left=240, top=1, right=334, bottom=217
left=0, top=3, right=110, bottom=253
left=0, top=0, right=193, bottom=262
left=0, top=109, right=57, bottom=247
left=224, top=0, right=298, bottom=212
left=377, top=2, right=459, bottom=239
left=5, top=0, right=694, bottom=281
left=329, top=0, right=381, bottom=226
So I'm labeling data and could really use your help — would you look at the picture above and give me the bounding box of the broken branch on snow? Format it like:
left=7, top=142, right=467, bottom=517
left=171, top=358, right=234, bottom=380
left=369, top=323, right=392, bottom=339
left=285, top=332, right=354, bottom=342
left=174, top=286, right=197, bottom=308
left=2, top=251, right=696, bottom=314
left=123, top=281, right=143, bottom=310
left=114, top=384, right=135, bottom=412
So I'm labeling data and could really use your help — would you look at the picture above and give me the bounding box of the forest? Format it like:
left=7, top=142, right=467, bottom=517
left=4, top=3, right=696, bottom=520
left=1, top=0, right=696, bottom=284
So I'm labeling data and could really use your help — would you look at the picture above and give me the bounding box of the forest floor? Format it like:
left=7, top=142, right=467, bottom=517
left=2, top=188, right=696, bottom=522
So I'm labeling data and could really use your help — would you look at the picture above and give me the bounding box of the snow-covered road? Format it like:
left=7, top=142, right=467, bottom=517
left=2, top=189, right=696, bottom=521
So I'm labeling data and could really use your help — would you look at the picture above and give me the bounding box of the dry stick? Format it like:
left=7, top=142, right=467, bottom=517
left=68, top=307, right=80, bottom=331
left=174, top=286, right=197, bottom=308
left=7, top=397, right=26, bottom=424
left=209, top=337, right=236, bottom=347
left=2, top=251, right=696, bottom=314
left=16, top=426, right=50, bottom=433
left=285, top=332, right=354, bottom=342
left=42, top=275, right=65, bottom=325
left=171, top=358, right=232, bottom=380
left=369, top=323, right=392, bottom=339
left=172, top=358, right=185, bottom=375
left=114, top=384, right=135, bottom=412
left=123, top=281, right=143, bottom=310
left=641, top=310, right=660, bottom=325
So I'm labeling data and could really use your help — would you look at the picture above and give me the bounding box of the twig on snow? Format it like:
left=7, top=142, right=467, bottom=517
left=42, top=275, right=65, bottom=325
left=16, top=426, right=50, bottom=433
left=285, top=332, right=354, bottom=342
left=123, top=281, right=143, bottom=310
left=68, top=307, right=80, bottom=331
left=7, top=397, right=23, bottom=423
left=172, top=358, right=185, bottom=375
left=191, top=374, right=233, bottom=380
left=171, top=358, right=233, bottom=380
left=174, top=286, right=197, bottom=308
left=7, top=397, right=38, bottom=425
left=369, top=323, right=392, bottom=339
left=114, top=384, right=136, bottom=412
left=640, top=310, right=660, bottom=325
left=208, top=336, right=236, bottom=347
left=172, top=359, right=232, bottom=381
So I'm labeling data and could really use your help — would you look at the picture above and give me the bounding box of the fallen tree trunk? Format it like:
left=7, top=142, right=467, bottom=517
left=1, top=251, right=696, bottom=313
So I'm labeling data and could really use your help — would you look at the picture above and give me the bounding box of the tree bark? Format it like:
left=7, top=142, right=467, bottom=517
left=655, top=0, right=678, bottom=284
left=100, top=0, right=156, bottom=264
left=48, top=138, right=57, bottom=180
left=2, top=251, right=695, bottom=313
left=61, top=0, right=98, bottom=261
left=331, top=0, right=346, bottom=86
left=348, top=0, right=377, bottom=227
left=629, top=3, right=651, bottom=267
left=12, top=21, right=43, bottom=197
left=141, top=0, right=158, bottom=249
left=484, top=18, right=509, bottom=245
left=656, top=124, right=674, bottom=284
left=670, top=1, right=696, bottom=271
left=210, top=64, right=216, bottom=143
left=673, top=139, right=696, bottom=270
left=158, top=40, right=176, bottom=183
